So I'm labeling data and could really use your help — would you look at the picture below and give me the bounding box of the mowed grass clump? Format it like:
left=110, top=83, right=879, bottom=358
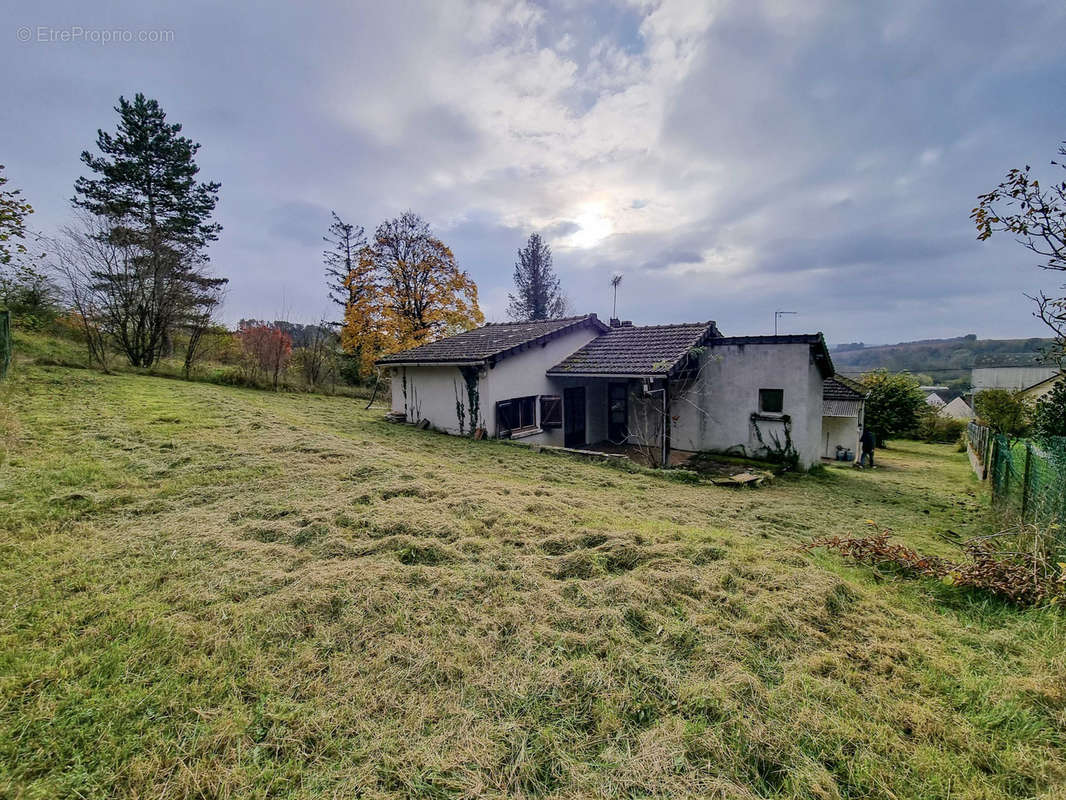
left=0, top=364, right=1063, bottom=799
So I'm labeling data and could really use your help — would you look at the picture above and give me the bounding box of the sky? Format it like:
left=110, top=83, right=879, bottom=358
left=3, top=0, right=1065, bottom=345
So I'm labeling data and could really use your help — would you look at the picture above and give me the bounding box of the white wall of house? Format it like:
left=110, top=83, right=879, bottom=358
left=972, top=366, right=1058, bottom=393
left=665, top=342, right=825, bottom=468
left=390, top=365, right=481, bottom=435
left=480, top=325, right=602, bottom=445
left=822, top=415, right=861, bottom=459
left=1020, top=373, right=1062, bottom=402
left=388, top=324, right=602, bottom=443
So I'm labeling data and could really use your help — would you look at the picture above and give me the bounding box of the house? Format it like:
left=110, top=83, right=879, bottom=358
left=971, top=353, right=1058, bottom=394
left=822, top=375, right=866, bottom=460
left=1018, top=371, right=1063, bottom=403
left=924, top=392, right=947, bottom=409
left=376, top=314, right=835, bottom=468
left=939, top=396, right=973, bottom=419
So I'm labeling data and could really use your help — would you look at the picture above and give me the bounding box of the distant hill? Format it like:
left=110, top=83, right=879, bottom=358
left=830, top=334, right=1057, bottom=398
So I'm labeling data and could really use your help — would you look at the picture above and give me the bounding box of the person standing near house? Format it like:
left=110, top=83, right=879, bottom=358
left=859, top=428, right=876, bottom=468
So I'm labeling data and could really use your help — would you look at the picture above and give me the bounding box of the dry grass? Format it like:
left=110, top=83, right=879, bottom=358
left=0, top=364, right=1063, bottom=799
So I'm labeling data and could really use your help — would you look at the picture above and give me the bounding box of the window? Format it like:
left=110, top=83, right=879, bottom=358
left=540, top=395, right=562, bottom=428
left=496, top=396, right=537, bottom=435
left=758, top=388, right=784, bottom=414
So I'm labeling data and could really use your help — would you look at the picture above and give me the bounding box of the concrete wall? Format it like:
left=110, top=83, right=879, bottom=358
left=665, top=342, right=825, bottom=468
left=388, top=324, right=602, bottom=444
left=972, top=366, right=1058, bottom=393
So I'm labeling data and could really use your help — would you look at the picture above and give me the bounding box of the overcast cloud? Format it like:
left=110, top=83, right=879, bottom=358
left=3, top=0, right=1064, bottom=344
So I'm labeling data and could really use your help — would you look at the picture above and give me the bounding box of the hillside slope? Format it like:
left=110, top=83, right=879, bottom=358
left=1, top=364, right=1063, bottom=799
left=832, top=334, right=1055, bottom=372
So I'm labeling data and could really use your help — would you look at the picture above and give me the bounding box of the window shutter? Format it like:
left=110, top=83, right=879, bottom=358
left=496, top=400, right=514, bottom=435
left=540, top=395, right=562, bottom=428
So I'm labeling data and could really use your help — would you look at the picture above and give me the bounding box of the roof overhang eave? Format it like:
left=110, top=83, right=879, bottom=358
left=545, top=371, right=670, bottom=380
left=375, top=359, right=489, bottom=368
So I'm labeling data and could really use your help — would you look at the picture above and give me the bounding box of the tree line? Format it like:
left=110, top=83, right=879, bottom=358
left=323, top=219, right=569, bottom=374
left=0, top=92, right=577, bottom=389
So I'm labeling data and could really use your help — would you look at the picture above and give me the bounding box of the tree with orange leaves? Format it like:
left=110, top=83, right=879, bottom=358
left=341, top=211, right=482, bottom=372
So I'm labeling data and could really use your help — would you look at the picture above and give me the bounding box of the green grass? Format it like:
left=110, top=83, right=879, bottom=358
left=0, top=363, right=1063, bottom=799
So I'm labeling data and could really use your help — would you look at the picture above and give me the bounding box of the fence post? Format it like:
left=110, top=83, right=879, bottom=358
left=1021, top=442, right=1033, bottom=522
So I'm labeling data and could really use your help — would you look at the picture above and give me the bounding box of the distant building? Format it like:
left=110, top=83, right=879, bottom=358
left=924, top=392, right=947, bottom=409
left=939, top=396, right=973, bottom=420
left=1019, top=371, right=1063, bottom=403
left=971, top=353, right=1058, bottom=394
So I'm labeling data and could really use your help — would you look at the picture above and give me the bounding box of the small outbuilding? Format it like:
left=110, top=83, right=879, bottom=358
left=821, top=375, right=866, bottom=461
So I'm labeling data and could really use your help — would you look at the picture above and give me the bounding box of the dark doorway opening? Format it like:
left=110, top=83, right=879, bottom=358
left=563, top=387, right=586, bottom=448
left=607, top=381, right=628, bottom=443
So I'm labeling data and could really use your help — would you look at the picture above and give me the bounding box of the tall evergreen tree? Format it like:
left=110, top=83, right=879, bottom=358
left=322, top=210, right=367, bottom=324
left=72, top=93, right=225, bottom=367
left=507, top=232, right=568, bottom=321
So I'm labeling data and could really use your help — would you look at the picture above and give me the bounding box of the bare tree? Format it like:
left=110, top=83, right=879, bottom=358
left=50, top=216, right=115, bottom=371
left=182, top=284, right=225, bottom=379
left=323, top=211, right=367, bottom=325
left=973, top=139, right=1066, bottom=360
left=625, top=348, right=720, bottom=468
left=294, top=321, right=335, bottom=388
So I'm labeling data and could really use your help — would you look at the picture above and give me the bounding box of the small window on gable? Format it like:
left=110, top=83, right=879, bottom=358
left=540, top=395, right=562, bottom=428
left=759, top=388, right=784, bottom=414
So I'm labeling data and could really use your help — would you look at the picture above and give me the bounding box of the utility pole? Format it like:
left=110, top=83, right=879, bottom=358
left=774, top=310, right=797, bottom=335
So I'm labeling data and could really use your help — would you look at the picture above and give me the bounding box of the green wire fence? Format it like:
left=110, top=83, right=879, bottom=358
left=970, top=421, right=1066, bottom=533
left=0, top=310, right=10, bottom=380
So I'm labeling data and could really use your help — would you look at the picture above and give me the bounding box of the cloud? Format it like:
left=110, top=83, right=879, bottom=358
left=2, top=0, right=1064, bottom=341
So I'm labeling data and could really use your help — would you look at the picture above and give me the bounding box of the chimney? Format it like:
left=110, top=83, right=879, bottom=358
left=610, top=318, right=621, bottom=328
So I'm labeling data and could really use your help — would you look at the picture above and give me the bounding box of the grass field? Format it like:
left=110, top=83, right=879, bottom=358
left=1, top=364, right=1064, bottom=799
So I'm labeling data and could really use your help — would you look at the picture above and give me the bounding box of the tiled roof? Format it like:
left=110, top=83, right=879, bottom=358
left=973, top=352, right=1052, bottom=368
left=939, top=397, right=974, bottom=419
left=375, top=315, right=608, bottom=366
left=708, top=334, right=836, bottom=378
left=547, top=322, right=721, bottom=377
left=824, top=375, right=866, bottom=401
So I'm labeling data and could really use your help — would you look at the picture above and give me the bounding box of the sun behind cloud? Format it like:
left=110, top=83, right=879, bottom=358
left=565, top=204, right=614, bottom=249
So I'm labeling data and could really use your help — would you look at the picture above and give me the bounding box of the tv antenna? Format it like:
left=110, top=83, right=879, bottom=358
left=774, top=310, right=797, bottom=335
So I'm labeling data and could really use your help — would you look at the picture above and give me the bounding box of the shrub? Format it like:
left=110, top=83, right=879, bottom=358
left=1033, top=380, right=1066, bottom=439
left=914, top=410, right=967, bottom=443
left=860, top=371, right=926, bottom=445
left=805, top=529, right=1066, bottom=607
left=974, top=388, right=1031, bottom=437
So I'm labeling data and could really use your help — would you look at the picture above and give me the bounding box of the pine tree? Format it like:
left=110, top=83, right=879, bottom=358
left=507, top=233, right=568, bottom=321
left=73, top=93, right=225, bottom=367
left=323, top=211, right=367, bottom=324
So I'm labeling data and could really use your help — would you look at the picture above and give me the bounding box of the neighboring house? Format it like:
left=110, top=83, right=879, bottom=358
left=939, top=396, right=973, bottom=419
left=376, top=314, right=834, bottom=468
left=971, top=353, right=1058, bottom=394
left=1018, top=371, right=1063, bottom=403
left=924, top=392, right=947, bottom=409
left=822, top=375, right=866, bottom=460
